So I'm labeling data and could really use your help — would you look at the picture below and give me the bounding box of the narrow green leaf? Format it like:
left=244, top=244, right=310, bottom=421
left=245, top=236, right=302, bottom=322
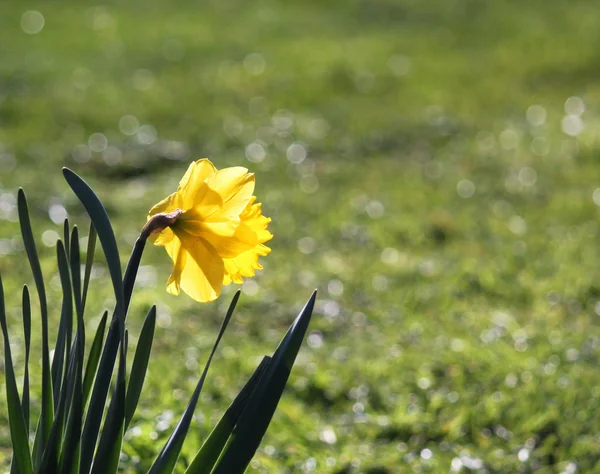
left=63, top=168, right=127, bottom=474
left=79, top=318, right=131, bottom=474
left=70, top=227, right=83, bottom=329
left=59, top=351, right=83, bottom=474
left=11, top=287, right=33, bottom=474
left=51, top=240, right=73, bottom=411
left=125, top=306, right=156, bottom=430
left=90, top=351, right=126, bottom=474
left=185, top=356, right=271, bottom=474
left=148, top=291, right=240, bottom=474
left=81, top=234, right=146, bottom=433
left=38, top=342, right=80, bottom=474
left=123, top=237, right=146, bottom=311
left=63, top=218, right=70, bottom=259
left=62, top=169, right=124, bottom=324
left=81, top=222, right=97, bottom=315
left=22, top=286, right=32, bottom=426
left=18, top=188, right=54, bottom=469
left=212, top=291, right=316, bottom=474
left=70, top=226, right=86, bottom=372
left=82, top=311, right=108, bottom=407
left=80, top=318, right=120, bottom=474
left=0, top=274, right=33, bottom=474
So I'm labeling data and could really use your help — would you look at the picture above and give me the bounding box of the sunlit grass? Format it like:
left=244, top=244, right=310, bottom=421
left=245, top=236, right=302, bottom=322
left=1, top=0, right=600, bottom=472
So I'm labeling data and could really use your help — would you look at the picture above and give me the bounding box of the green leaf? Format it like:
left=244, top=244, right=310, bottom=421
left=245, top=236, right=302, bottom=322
left=11, top=287, right=33, bottom=474
left=81, top=222, right=97, bottom=315
left=123, top=237, right=146, bottom=311
left=63, top=168, right=126, bottom=474
left=125, top=306, right=156, bottom=430
left=82, top=311, right=108, bottom=407
left=148, top=291, right=240, bottom=474
left=22, top=286, right=32, bottom=426
left=70, top=226, right=87, bottom=383
left=90, top=351, right=126, bottom=474
left=51, top=240, right=73, bottom=411
left=38, top=344, right=79, bottom=474
left=212, top=291, right=316, bottom=474
left=58, top=353, right=83, bottom=474
left=70, top=227, right=84, bottom=338
left=184, top=356, right=271, bottom=474
left=18, top=188, right=54, bottom=469
left=80, top=234, right=146, bottom=469
left=80, top=318, right=120, bottom=474
left=62, top=169, right=124, bottom=326
left=63, top=218, right=70, bottom=260
left=0, top=274, right=33, bottom=474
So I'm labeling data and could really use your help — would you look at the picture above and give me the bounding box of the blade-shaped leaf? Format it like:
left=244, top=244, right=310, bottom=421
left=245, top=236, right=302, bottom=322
left=62, top=169, right=124, bottom=325
left=212, top=291, right=316, bottom=474
left=0, top=275, right=33, bottom=474
left=18, top=188, right=54, bottom=468
left=51, top=240, right=73, bottom=411
left=82, top=311, right=108, bottom=407
left=184, top=356, right=271, bottom=474
left=63, top=168, right=126, bottom=474
left=90, top=350, right=126, bottom=474
left=148, top=291, right=240, bottom=474
left=22, top=285, right=32, bottom=426
left=125, top=306, right=156, bottom=430
left=63, top=218, right=70, bottom=258
left=70, top=226, right=84, bottom=338
left=81, top=222, right=97, bottom=315
left=70, top=226, right=87, bottom=380
left=58, top=352, right=83, bottom=474
left=123, top=237, right=146, bottom=312
left=10, top=286, right=33, bottom=474
left=80, top=317, right=120, bottom=474
left=38, top=341, right=81, bottom=474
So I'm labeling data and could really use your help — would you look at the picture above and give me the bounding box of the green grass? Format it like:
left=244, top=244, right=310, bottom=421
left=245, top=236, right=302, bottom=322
left=1, top=0, right=600, bottom=472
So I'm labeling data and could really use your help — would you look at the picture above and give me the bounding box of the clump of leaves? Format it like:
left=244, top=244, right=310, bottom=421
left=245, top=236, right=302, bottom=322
left=1, top=168, right=315, bottom=474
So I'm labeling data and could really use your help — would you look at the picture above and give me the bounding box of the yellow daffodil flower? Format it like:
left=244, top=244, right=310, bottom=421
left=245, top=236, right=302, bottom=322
left=146, top=159, right=272, bottom=302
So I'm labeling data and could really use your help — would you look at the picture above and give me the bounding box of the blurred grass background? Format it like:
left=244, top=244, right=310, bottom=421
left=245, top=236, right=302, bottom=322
left=1, top=0, right=600, bottom=472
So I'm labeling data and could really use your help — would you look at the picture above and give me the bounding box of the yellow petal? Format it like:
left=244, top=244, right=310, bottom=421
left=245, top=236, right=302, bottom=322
left=148, top=191, right=181, bottom=218
left=223, top=243, right=271, bottom=285
left=200, top=168, right=255, bottom=223
left=241, top=200, right=272, bottom=241
left=164, top=236, right=185, bottom=295
left=221, top=198, right=272, bottom=285
left=150, top=227, right=176, bottom=246
left=201, top=221, right=258, bottom=258
left=175, top=229, right=224, bottom=302
left=178, top=197, right=241, bottom=238
left=178, top=159, right=217, bottom=209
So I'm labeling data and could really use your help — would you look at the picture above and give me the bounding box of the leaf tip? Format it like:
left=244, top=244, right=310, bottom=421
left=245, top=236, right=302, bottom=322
left=62, top=167, right=76, bottom=180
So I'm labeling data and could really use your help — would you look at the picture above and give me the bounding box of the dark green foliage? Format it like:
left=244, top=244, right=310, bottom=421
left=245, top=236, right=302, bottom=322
left=213, top=291, right=316, bottom=473
left=185, top=356, right=272, bottom=474
left=125, top=306, right=157, bottom=430
left=148, top=292, right=239, bottom=474
left=0, top=275, right=33, bottom=474
left=18, top=190, right=54, bottom=470
left=2, top=173, right=315, bottom=474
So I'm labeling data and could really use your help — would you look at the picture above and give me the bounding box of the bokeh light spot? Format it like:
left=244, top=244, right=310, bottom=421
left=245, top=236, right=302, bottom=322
left=119, top=115, right=140, bottom=135
left=457, top=179, right=475, bottom=198
left=243, top=53, right=266, bottom=75
left=526, top=105, right=547, bottom=126
left=21, top=11, right=45, bottom=35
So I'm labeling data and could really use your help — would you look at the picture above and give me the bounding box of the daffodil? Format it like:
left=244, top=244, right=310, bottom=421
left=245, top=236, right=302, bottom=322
left=145, top=159, right=272, bottom=302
